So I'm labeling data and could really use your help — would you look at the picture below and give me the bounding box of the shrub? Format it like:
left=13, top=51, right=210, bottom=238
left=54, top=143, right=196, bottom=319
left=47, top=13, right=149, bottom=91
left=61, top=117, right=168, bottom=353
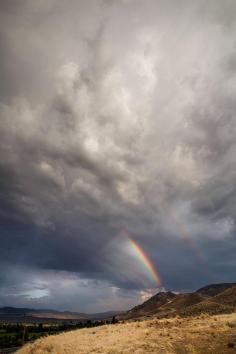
left=227, top=342, right=235, bottom=348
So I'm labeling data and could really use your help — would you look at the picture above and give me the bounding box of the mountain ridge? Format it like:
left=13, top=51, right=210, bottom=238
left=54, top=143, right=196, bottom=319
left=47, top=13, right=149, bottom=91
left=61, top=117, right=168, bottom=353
left=196, top=282, right=236, bottom=296
left=119, top=282, right=236, bottom=320
left=0, top=306, right=122, bottom=323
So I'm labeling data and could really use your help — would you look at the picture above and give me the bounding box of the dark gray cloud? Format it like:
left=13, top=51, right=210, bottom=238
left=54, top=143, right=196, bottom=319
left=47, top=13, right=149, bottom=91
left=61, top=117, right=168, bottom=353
left=0, top=0, right=236, bottom=311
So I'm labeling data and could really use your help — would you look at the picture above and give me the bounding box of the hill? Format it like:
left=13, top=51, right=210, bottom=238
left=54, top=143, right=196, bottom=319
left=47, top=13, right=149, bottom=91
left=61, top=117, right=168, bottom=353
left=16, top=312, right=236, bottom=354
left=119, top=282, right=236, bottom=320
left=160, top=292, right=205, bottom=312
left=196, top=282, right=236, bottom=296
left=211, top=286, right=236, bottom=306
left=121, top=291, right=176, bottom=319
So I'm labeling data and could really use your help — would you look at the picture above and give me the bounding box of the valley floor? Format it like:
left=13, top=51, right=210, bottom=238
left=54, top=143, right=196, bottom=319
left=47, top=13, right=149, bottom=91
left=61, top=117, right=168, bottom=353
left=17, top=313, right=236, bottom=354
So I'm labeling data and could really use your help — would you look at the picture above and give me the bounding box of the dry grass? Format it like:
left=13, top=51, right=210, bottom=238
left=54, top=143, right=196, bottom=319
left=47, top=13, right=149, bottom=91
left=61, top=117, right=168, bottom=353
left=17, top=313, right=236, bottom=354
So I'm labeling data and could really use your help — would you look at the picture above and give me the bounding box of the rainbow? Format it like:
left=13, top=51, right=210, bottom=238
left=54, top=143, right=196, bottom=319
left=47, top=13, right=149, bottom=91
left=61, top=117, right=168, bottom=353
left=128, top=238, right=161, bottom=286
left=165, top=206, right=206, bottom=263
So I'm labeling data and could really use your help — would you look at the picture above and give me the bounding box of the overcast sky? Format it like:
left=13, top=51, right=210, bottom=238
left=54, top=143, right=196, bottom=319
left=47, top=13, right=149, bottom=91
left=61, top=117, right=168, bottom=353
left=0, top=0, right=236, bottom=313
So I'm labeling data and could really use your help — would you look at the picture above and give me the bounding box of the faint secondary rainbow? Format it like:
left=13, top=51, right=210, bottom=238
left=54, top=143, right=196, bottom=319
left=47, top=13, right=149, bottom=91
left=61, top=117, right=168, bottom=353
left=166, top=206, right=206, bottom=263
left=128, top=237, right=161, bottom=286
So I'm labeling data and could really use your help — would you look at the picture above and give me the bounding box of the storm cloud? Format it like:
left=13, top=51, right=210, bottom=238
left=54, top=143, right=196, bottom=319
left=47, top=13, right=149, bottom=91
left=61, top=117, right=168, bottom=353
left=0, top=0, right=236, bottom=311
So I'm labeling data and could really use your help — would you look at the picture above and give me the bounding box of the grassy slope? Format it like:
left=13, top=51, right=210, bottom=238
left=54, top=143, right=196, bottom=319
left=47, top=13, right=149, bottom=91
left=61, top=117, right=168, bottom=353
left=17, top=313, right=236, bottom=354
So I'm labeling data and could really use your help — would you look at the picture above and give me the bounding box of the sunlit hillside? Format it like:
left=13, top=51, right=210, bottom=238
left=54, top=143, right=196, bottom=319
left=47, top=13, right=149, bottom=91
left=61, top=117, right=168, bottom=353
left=17, top=312, right=236, bottom=354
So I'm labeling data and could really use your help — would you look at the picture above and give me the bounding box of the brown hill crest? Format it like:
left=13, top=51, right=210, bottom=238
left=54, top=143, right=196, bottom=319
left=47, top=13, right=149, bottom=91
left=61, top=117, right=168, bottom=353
left=119, top=282, right=236, bottom=320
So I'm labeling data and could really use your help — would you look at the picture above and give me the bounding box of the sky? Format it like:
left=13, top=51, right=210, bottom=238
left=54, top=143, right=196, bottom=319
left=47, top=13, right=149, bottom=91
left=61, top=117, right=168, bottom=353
left=0, top=0, right=236, bottom=313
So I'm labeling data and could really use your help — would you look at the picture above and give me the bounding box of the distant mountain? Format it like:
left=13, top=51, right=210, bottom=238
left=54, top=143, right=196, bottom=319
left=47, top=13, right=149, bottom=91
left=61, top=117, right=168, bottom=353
left=196, top=282, right=236, bottom=297
left=119, top=282, right=236, bottom=320
left=0, top=307, right=122, bottom=323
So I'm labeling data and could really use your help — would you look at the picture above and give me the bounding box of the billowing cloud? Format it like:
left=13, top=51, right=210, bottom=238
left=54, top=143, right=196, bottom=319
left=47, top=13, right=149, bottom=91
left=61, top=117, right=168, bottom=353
left=0, top=0, right=236, bottom=311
